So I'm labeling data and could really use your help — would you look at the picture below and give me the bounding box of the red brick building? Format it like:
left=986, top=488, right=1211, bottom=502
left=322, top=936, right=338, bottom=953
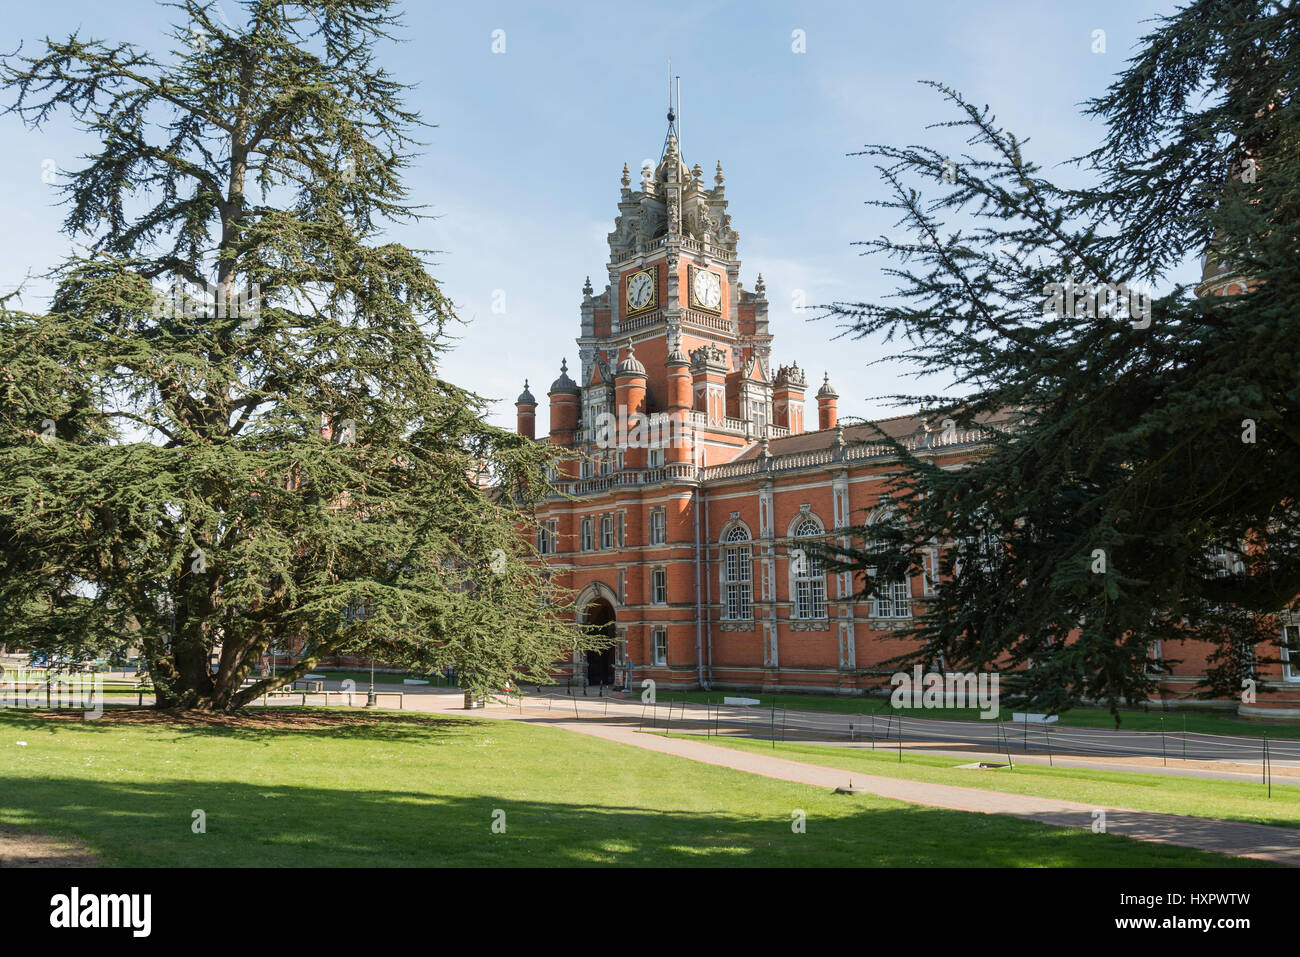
left=511, top=126, right=1300, bottom=718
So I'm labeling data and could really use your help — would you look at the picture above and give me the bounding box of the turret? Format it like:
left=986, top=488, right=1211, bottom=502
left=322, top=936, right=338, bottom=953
left=816, top=373, right=839, bottom=431
left=548, top=360, right=580, bottom=477
left=614, top=344, right=648, bottom=469
left=690, top=344, right=728, bottom=425
left=515, top=380, right=537, bottom=440
left=774, top=362, right=807, bottom=435
left=664, top=343, right=692, bottom=465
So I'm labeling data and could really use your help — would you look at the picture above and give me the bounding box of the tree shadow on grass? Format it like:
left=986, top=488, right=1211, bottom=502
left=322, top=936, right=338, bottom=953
left=0, top=774, right=1262, bottom=869
left=0, top=708, right=477, bottom=743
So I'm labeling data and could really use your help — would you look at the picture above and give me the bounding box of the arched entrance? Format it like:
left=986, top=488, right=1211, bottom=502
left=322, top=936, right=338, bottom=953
left=583, top=598, right=617, bottom=687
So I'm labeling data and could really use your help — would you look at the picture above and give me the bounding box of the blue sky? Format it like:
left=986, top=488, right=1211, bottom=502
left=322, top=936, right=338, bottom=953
left=0, top=0, right=1192, bottom=429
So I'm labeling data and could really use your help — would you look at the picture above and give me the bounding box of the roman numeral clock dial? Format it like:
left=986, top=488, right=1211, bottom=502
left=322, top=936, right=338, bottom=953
left=625, top=269, right=656, bottom=316
left=690, top=266, right=722, bottom=312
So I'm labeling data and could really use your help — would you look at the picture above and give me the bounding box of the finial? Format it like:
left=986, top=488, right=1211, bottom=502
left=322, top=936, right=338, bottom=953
left=583, top=276, right=593, bottom=296
left=691, top=162, right=703, bottom=182
left=620, top=163, right=630, bottom=188
left=561, top=358, right=568, bottom=374
left=755, top=273, right=766, bottom=295
left=714, top=161, right=725, bottom=186
left=524, top=379, right=529, bottom=390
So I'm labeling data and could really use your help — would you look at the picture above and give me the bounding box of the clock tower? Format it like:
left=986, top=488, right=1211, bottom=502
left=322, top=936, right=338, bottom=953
left=566, top=123, right=778, bottom=461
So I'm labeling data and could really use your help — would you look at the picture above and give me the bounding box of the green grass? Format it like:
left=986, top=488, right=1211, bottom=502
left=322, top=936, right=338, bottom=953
left=654, top=690, right=1300, bottom=739
left=0, top=708, right=1263, bottom=867
left=662, top=732, right=1300, bottom=830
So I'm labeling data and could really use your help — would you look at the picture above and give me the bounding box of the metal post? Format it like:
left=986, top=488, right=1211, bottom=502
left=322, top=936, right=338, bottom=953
left=365, top=658, right=376, bottom=708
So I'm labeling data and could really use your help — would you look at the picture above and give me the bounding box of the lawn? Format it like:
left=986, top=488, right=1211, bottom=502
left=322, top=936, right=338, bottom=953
left=650, top=690, right=1300, bottom=739
left=0, top=708, right=1263, bottom=867
left=662, top=732, right=1300, bottom=830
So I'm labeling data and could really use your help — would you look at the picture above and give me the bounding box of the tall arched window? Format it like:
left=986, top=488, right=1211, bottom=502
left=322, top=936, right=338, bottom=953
left=865, top=507, right=912, bottom=619
left=867, top=539, right=912, bottom=619
left=792, top=518, right=827, bottom=619
left=723, top=526, right=752, bottom=620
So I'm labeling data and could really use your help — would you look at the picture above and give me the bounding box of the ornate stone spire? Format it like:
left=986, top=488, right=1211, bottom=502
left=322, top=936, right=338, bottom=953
left=715, top=160, right=724, bottom=186
left=620, top=162, right=630, bottom=188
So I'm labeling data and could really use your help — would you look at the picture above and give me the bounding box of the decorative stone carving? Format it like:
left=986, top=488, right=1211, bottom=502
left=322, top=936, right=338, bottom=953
left=689, top=344, right=728, bottom=372
left=790, top=620, right=831, bottom=632
left=775, top=362, right=807, bottom=389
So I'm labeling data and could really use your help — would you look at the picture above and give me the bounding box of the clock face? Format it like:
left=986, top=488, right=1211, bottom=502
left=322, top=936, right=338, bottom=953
left=625, top=270, right=655, bottom=314
left=691, top=267, right=722, bottom=312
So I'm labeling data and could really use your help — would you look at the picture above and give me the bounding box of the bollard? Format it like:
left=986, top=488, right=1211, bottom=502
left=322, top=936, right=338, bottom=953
left=1266, top=733, right=1272, bottom=799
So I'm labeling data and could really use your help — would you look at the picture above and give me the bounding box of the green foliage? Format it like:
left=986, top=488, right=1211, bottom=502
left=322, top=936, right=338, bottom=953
left=819, top=0, right=1300, bottom=714
left=0, top=1, right=600, bottom=709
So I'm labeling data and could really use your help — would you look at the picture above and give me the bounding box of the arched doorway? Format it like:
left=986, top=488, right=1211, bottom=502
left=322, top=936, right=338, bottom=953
left=583, top=598, right=617, bottom=687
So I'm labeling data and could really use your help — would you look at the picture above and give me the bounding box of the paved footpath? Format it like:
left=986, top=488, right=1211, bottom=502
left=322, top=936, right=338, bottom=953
left=409, top=692, right=1300, bottom=866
